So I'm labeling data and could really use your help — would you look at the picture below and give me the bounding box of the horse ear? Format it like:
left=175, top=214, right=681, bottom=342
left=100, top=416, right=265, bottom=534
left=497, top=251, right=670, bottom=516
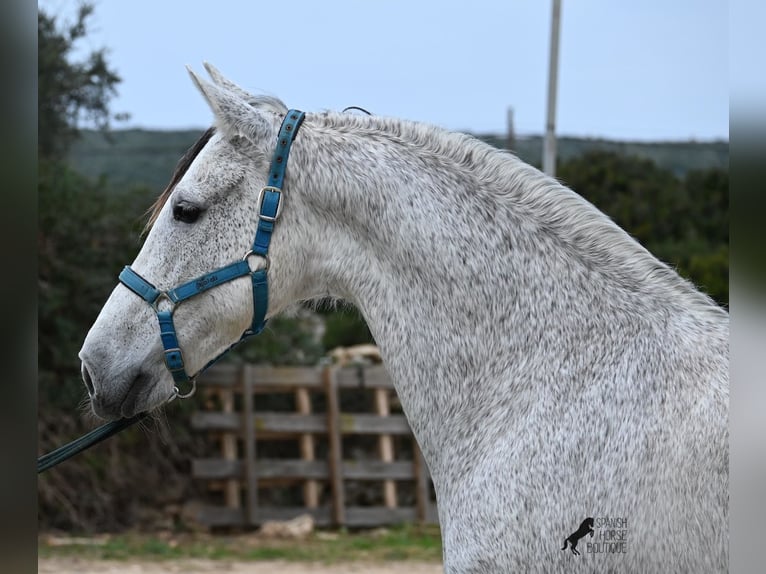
left=202, top=62, right=255, bottom=103
left=187, top=66, right=270, bottom=141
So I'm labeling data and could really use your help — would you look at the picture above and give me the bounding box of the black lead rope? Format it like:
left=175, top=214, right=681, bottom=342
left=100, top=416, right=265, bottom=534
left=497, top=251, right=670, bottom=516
left=37, top=413, right=147, bottom=474
left=38, top=386, right=188, bottom=474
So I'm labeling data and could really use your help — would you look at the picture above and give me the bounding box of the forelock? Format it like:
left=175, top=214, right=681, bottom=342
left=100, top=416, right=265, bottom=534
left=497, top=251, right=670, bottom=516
left=144, top=127, right=216, bottom=231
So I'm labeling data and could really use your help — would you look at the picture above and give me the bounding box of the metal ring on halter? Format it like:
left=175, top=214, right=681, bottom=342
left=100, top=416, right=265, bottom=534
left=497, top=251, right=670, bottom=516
left=151, top=291, right=176, bottom=313
left=173, top=378, right=197, bottom=400
left=243, top=249, right=271, bottom=271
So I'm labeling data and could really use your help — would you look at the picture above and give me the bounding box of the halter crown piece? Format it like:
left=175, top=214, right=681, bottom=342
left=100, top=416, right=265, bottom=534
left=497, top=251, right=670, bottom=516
left=119, top=110, right=306, bottom=399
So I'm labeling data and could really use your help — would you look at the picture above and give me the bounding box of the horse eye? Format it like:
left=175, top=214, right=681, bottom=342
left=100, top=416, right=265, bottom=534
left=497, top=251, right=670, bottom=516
left=172, top=203, right=202, bottom=224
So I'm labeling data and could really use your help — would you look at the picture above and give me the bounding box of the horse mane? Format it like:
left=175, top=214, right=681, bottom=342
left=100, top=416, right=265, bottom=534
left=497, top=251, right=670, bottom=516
left=310, top=110, right=727, bottom=319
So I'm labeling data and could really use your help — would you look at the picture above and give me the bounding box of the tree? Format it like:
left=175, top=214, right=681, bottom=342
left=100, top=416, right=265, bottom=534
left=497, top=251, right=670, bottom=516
left=38, top=3, right=123, bottom=161
left=38, top=3, right=135, bottom=408
left=38, top=163, right=149, bottom=408
left=558, top=151, right=728, bottom=306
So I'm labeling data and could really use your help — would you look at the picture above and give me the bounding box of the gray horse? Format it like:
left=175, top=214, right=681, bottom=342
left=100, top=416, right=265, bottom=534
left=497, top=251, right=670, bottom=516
left=79, top=64, right=729, bottom=572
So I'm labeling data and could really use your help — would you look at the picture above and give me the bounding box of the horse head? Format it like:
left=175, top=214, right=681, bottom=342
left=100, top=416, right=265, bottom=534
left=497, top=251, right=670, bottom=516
left=79, top=65, right=325, bottom=419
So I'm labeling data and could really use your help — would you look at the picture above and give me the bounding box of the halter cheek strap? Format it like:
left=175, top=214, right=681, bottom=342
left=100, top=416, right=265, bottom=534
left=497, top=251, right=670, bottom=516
left=119, top=110, right=305, bottom=397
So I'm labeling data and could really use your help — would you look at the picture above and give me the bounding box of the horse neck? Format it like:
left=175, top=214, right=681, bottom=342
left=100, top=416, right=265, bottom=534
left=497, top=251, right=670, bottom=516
left=288, top=117, right=725, bottom=458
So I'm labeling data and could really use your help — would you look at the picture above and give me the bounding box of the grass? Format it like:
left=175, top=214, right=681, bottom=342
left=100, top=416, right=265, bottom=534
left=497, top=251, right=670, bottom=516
left=38, top=524, right=443, bottom=564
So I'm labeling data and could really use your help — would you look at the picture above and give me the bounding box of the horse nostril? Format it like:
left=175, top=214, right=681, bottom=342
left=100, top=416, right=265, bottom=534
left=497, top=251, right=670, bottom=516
left=81, top=362, right=95, bottom=397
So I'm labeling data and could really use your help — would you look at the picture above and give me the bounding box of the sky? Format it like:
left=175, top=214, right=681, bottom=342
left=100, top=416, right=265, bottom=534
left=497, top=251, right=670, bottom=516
left=39, top=0, right=729, bottom=141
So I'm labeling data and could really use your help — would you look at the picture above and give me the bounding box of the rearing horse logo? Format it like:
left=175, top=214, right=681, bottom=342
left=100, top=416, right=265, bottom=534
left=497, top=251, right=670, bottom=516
left=562, top=517, right=595, bottom=555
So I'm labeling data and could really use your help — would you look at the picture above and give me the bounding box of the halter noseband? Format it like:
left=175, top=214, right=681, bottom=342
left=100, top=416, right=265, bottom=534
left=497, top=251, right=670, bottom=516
left=118, top=110, right=305, bottom=399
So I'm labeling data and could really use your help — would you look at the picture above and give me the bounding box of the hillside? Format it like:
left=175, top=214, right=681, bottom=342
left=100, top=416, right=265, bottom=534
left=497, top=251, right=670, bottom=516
left=69, top=128, right=729, bottom=193
left=69, top=129, right=205, bottom=192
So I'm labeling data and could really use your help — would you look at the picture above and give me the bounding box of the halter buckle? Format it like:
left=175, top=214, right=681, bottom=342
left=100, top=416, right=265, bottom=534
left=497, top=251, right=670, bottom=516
left=256, top=186, right=283, bottom=223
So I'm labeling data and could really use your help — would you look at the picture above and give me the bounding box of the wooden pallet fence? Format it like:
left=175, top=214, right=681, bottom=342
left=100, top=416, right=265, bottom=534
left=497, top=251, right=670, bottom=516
left=189, top=363, right=438, bottom=528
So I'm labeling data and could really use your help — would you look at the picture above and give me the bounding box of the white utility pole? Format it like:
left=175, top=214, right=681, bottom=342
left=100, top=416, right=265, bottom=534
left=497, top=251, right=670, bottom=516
left=543, top=0, right=561, bottom=177
left=506, top=106, right=515, bottom=152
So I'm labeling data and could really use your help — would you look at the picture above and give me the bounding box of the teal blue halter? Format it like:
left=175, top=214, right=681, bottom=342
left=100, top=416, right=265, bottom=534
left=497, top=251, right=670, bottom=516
left=119, top=109, right=305, bottom=399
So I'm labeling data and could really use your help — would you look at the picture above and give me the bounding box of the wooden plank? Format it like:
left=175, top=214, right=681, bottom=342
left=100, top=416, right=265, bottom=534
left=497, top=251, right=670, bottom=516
left=259, top=460, right=328, bottom=479
left=198, top=364, right=323, bottom=389
left=196, top=363, right=241, bottom=387
left=249, top=366, right=324, bottom=387
left=193, top=458, right=241, bottom=479
left=344, top=506, right=418, bottom=526
left=374, top=388, right=398, bottom=509
left=193, top=412, right=412, bottom=435
left=338, top=414, right=411, bottom=435
left=324, top=367, right=345, bottom=526
left=335, top=365, right=394, bottom=389
left=192, top=412, right=324, bottom=433
left=193, top=459, right=417, bottom=481
left=295, top=387, right=319, bottom=508
left=192, top=411, right=240, bottom=431
left=342, top=460, right=414, bottom=480
left=257, top=414, right=326, bottom=434
left=220, top=388, right=240, bottom=510
left=199, top=364, right=396, bottom=390
left=243, top=365, right=258, bottom=526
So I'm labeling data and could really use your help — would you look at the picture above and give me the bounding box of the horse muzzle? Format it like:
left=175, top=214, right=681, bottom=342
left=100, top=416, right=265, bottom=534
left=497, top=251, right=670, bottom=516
left=79, top=354, right=161, bottom=420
